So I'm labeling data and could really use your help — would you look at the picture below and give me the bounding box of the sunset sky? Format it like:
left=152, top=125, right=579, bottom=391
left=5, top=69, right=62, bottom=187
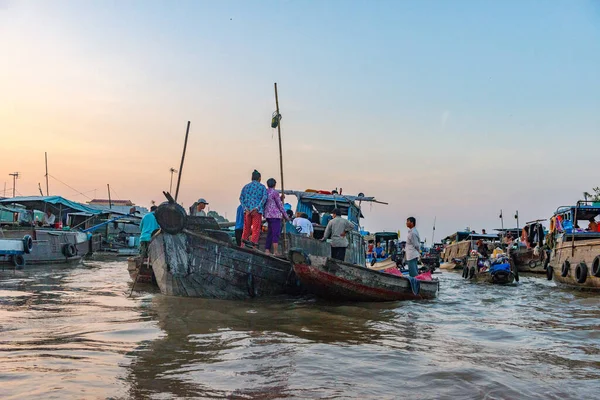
left=1, top=0, right=599, bottom=241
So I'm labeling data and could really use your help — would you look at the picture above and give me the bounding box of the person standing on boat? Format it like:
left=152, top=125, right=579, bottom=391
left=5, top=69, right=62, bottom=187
left=139, top=205, right=159, bottom=259
left=322, top=208, right=354, bottom=261
left=405, top=217, right=421, bottom=277
left=189, top=198, right=209, bottom=216
left=234, top=204, right=244, bottom=246
left=239, top=170, right=268, bottom=247
left=264, top=178, right=291, bottom=254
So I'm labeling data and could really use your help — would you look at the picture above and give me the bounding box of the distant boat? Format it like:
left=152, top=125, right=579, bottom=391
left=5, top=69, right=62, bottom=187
left=0, top=196, right=98, bottom=267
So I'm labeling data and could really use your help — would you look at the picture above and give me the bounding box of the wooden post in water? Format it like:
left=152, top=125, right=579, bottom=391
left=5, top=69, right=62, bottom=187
left=175, top=121, right=191, bottom=202
left=45, top=152, right=50, bottom=196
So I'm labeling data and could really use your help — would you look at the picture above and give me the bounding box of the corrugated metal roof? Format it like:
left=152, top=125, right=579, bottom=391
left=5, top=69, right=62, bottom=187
left=0, top=196, right=102, bottom=215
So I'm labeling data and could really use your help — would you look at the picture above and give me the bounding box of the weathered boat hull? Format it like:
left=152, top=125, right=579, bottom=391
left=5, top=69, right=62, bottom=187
left=149, top=230, right=299, bottom=299
left=547, top=237, right=600, bottom=290
left=510, top=247, right=546, bottom=273
left=1, top=228, right=88, bottom=266
left=462, top=256, right=517, bottom=285
left=290, top=251, right=438, bottom=302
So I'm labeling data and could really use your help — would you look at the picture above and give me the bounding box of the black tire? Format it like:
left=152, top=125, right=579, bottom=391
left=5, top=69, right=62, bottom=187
left=13, top=254, right=25, bottom=269
left=468, top=266, right=476, bottom=280
left=546, top=266, right=553, bottom=281
left=592, top=256, right=600, bottom=277
left=22, top=235, right=33, bottom=254
left=462, top=267, right=468, bottom=279
left=511, top=260, right=519, bottom=282
left=543, top=251, right=550, bottom=271
left=561, top=261, right=570, bottom=277
left=575, top=262, right=588, bottom=284
left=63, top=243, right=76, bottom=258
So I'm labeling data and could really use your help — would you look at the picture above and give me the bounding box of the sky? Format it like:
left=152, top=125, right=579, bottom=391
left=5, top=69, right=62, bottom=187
left=1, top=0, right=599, bottom=241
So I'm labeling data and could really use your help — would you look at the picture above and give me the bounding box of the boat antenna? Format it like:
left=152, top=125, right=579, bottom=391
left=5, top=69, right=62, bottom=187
left=515, top=210, right=519, bottom=231
left=431, top=216, right=436, bottom=244
left=499, top=209, right=504, bottom=232
left=38, top=183, right=44, bottom=196
left=8, top=172, right=19, bottom=198
left=174, top=121, right=191, bottom=202
left=45, top=152, right=50, bottom=196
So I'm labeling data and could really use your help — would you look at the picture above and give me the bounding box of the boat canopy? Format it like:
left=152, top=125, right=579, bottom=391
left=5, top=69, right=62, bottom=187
left=281, top=190, right=386, bottom=226
left=0, top=196, right=102, bottom=216
left=555, top=205, right=600, bottom=222
left=374, top=231, right=399, bottom=242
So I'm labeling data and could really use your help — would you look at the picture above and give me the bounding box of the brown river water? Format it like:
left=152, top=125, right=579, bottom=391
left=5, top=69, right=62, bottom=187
left=0, top=260, right=599, bottom=399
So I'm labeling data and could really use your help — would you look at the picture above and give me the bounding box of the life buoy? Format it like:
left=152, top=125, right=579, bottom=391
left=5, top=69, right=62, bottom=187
left=592, top=256, right=600, bottom=277
left=546, top=266, right=553, bottom=281
left=13, top=254, right=25, bottom=269
left=575, top=262, right=588, bottom=284
left=468, top=266, right=476, bottom=279
left=63, top=243, right=76, bottom=258
left=561, top=261, right=570, bottom=277
left=22, top=235, right=33, bottom=254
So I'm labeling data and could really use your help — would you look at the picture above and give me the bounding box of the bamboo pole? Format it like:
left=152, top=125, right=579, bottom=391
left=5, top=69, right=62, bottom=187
left=273, top=83, right=287, bottom=252
left=107, top=184, right=112, bottom=209
left=175, top=121, right=191, bottom=202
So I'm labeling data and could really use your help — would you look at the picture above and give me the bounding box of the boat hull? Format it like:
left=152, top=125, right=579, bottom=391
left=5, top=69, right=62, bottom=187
left=510, top=247, right=546, bottom=273
left=127, top=256, right=155, bottom=285
left=547, top=237, right=600, bottom=290
left=290, top=251, right=438, bottom=302
left=0, top=228, right=88, bottom=266
left=149, top=231, right=298, bottom=299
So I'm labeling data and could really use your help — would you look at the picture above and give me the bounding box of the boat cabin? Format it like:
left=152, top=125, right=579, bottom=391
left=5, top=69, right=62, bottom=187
left=552, top=203, right=600, bottom=241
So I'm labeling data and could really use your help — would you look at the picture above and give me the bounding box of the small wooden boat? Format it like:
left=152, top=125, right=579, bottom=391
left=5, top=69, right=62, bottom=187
left=289, top=249, right=439, bottom=302
left=461, top=255, right=518, bottom=284
left=546, top=202, right=600, bottom=290
left=440, top=232, right=499, bottom=270
left=127, top=256, right=155, bottom=285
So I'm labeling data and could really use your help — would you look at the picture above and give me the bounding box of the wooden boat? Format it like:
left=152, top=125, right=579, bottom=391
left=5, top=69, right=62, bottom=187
left=146, top=190, right=386, bottom=299
left=127, top=256, right=155, bottom=284
left=546, top=202, right=600, bottom=290
left=440, top=232, right=499, bottom=270
left=289, top=249, right=439, bottom=302
left=461, top=255, right=518, bottom=284
left=147, top=199, right=300, bottom=299
left=0, top=196, right=99, bottom=266
left=498, top=223, right=547, bottom=274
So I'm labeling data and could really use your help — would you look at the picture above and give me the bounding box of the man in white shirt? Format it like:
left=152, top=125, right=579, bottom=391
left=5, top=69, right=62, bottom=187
left=405, top=216, right=421, bottom=277
left=42, top=210, right=56, bottom=227
left=292, top=212, right=314, bottom=237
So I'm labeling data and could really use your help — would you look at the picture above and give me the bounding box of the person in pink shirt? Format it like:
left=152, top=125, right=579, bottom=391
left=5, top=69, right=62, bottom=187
left=264, top=178, right=291, bottom=255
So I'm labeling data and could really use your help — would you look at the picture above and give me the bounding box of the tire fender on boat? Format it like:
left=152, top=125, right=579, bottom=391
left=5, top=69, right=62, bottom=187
left=546, top=266, right=553, bottom=281
left=12, top=254, right=25, bottom=269
left=511, top=260, right=519, bottom=282
left=22, top=235, right=33, bottom=254
left=560, top=261, right=570, bottom=277
left=575, top=262, right=588, bottom=284
left=592, top=256, right=600, bottom=277
left=63, top=243, right=76, bottom=258
left=462, top=267, right=468, bottom=279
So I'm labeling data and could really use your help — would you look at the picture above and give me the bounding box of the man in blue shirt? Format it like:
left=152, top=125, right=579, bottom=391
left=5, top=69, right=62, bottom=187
left=234, top=204, right=244, bottom=247
left=139, top=206, right=160, bottom=259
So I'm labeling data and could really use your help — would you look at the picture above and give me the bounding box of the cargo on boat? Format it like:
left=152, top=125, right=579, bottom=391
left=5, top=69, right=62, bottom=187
left=546, top=202, right=600, bottom=290
left=461, top=254, right=518, bottom=285
left=289, top=249, right=439, bottom=302
left=501, top=222, right=547, bottom=273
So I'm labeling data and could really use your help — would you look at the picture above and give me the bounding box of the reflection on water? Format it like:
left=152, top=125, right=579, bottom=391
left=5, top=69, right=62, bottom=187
left=1, top=263, right=599, bottom=399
